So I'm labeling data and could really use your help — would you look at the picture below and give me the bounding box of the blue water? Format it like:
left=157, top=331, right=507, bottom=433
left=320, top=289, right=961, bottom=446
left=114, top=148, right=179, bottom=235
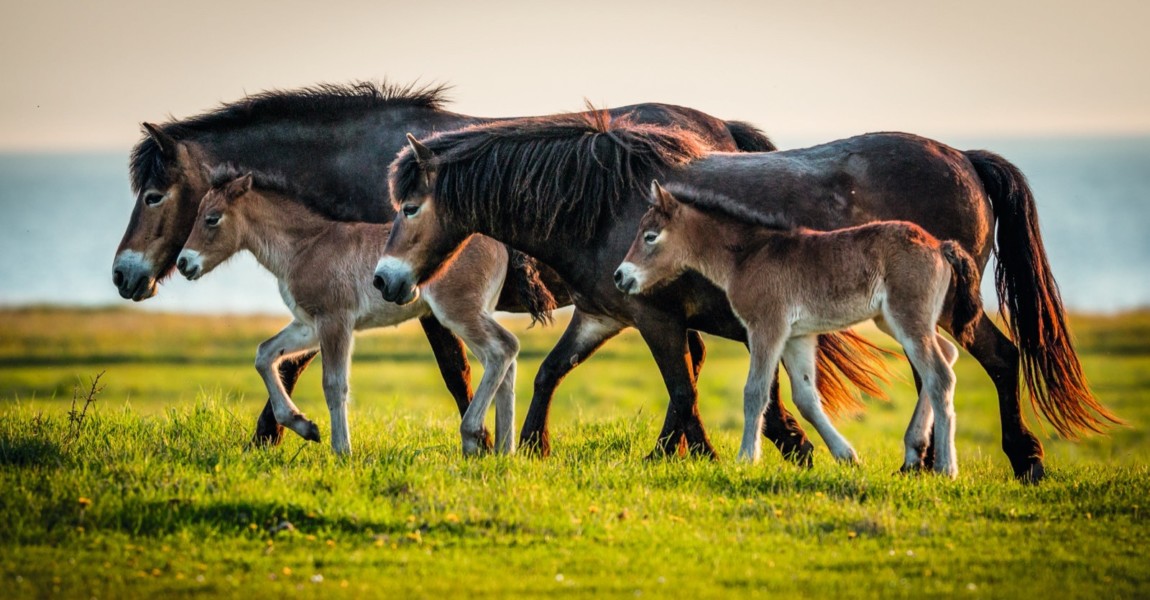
left=0, top=137, right=1148, bottom=315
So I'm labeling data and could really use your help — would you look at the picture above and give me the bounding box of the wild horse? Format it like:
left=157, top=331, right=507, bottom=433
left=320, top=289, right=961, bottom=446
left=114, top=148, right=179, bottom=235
left=178, top=166, right=522, bottom=455
left=375, top=113, right=1119, bottom=480
left=617, top=181, right=986, bottom=477
left=114, top=81, right=861, bottom=460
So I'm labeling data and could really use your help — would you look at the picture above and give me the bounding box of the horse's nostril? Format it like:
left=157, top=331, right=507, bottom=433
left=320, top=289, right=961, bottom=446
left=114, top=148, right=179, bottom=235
left=177, top=257, right=187, bottom=272
left=372, top=275, right=385, bottom=291
left=113, top=270, right=124, bottom=287
left=613, top=269, right=624, bottom=284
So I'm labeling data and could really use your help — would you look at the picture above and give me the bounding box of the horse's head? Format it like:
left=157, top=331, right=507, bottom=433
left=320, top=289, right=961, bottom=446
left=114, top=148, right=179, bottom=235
left=177, top=172, right=252, bottom=281
left=615, top=181, right=690, bottom=295
left=113, top=124, right=211, bottom=300
left=374, top=133, right=473, bottom=305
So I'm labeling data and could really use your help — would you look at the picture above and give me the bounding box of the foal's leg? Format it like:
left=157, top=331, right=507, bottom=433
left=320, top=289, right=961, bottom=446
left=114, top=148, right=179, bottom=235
left=781, top=335, right=859, bottom=464
left=741, top=327, right=788, bottom=462
left=254, top=320, right=321, bottom=443
left=430, top=301, right=519, bottom=456
left=520, top=310, right=625, bottom=456
left=316, top=316, right=356, bottom=455
left=874, top=317, right=934, bottom=472
left=419, top=315, right=492, bottom=450
left=251, top=349, right=318, bottom=448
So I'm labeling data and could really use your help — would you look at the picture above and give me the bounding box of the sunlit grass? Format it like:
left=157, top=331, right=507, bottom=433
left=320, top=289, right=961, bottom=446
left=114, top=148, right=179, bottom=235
left=0, top=307, right=1147, bottom=597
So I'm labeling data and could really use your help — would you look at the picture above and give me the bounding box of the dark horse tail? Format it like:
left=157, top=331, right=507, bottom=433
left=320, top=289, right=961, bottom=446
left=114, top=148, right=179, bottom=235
left=496, top=249, right=560, bottom=326
left=965, top=149, right=1122, bottom=438
left=723, top=119, right=891, bottom=413
left=724, top=120, right=778, bottom=152
left=940, top=240, right=983, bottom=347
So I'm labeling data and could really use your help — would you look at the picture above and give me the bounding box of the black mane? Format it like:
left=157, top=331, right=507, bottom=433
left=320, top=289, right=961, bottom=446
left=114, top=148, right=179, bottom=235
left=390, top=111, right=710, bottom=241
left=208, top=164, right=300, bottom=200
left=662, top=182, right=797, bottom=231
left=130, top=80, right=451, bottom=193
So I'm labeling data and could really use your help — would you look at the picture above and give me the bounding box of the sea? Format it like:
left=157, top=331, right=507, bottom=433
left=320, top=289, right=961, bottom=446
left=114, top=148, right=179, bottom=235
left=1, top=136, right=1148, bottom=316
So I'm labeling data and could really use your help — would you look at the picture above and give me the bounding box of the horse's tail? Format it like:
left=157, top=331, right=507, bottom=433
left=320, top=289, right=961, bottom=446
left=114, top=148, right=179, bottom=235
left=500, top=248, right=558, bottom=327
left=815, top=330, right=895, bottom=417
left=965, top=149, right=1122, bottom=438
left=940, top=240, right=983, bottom=346
left=725, top=120, right=778, bottom=152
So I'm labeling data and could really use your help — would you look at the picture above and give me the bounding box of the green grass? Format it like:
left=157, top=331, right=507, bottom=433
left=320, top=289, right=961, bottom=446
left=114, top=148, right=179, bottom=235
left=0, top=306, right=1148, bottom=598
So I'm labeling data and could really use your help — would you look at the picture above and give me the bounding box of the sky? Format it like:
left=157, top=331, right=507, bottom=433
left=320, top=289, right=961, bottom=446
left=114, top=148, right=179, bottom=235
left=1, top=0, right=1148, bottom=152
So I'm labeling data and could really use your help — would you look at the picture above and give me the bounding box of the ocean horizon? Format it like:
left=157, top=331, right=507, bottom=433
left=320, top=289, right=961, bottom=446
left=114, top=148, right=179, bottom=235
left=1, top=134, right=1148, bottom=316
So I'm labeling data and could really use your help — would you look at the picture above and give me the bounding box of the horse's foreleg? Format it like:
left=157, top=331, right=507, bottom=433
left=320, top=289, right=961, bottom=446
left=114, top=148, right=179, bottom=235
left=254, top=321, right=321, bottom=443
left=316, top=317, right=355, bottom=456
left=781, top=336, right=859, bottom=464
left=636, top=314, right=715, bottom=459
left=520, top=310, right=624, bottom=457
left=419, top=316, right=489, bottom=450
left=250, top=349, right=317, bottom=448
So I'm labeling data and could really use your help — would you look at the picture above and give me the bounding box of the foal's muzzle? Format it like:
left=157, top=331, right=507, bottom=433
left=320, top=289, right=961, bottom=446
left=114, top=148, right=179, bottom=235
left=613, top=263, right=642, bottom=295
left=373, top=257, right=420, bottom=305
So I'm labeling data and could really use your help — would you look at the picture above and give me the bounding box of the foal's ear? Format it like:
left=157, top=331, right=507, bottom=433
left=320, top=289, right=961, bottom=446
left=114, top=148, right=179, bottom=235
left=142, top=122, right=177, bottom=158
left=225, top=173, right=253, bottom=200
left=649, top=180, right=678, bottom=214
left=406, top=133, right=435, bottom=168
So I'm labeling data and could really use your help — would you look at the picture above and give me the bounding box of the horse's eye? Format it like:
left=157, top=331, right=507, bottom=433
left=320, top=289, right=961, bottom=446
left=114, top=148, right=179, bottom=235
left=205, top=214, right=221, bottom=228
left=643, top=231, right=659, bottom=244
left=402, top=204, right=420, bottom=218
left=143, top=192, right=165, bottom=206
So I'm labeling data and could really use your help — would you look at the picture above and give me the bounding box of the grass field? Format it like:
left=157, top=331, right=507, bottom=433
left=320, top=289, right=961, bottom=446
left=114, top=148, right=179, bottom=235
left=0, top=306, right=1147, bottom=598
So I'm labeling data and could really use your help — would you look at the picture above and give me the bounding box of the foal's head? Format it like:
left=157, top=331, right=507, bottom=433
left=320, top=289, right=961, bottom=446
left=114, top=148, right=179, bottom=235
left=374, top=134, right=473, bottom=305
left=176, top=172, right=254, bottom=281
left=615, top=181, right=694, bottom=295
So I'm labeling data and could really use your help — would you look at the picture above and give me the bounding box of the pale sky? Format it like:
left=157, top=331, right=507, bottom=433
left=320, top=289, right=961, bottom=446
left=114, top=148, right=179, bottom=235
left=2, top=0, right=1148, bottom=151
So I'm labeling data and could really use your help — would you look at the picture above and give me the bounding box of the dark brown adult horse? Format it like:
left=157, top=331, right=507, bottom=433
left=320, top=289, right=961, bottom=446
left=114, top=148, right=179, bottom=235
left=375, top=113, right=1120, bottom=481
left=114, top=81, right=862, bottom=460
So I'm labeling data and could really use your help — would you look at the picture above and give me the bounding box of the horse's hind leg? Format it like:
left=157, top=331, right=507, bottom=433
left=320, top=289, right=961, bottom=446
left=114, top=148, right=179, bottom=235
left=316, top=316, right=356, bottom=455
left=781, top=335, right=859, bottom=464
left=255, top=321, right=321, bottom=443
left=250, top=349, right=318, bottom=448
left=419, top=316, right=491, bottom=450
left=520, top=310, right=624, bottom=456
left=954, top=313, right=1044, bottom=482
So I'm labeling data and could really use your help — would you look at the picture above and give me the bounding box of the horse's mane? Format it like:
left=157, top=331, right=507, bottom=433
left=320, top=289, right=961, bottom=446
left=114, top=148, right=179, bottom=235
left=390, top=111, right=711, bottom=241
left=208, top=164, right=300, bottom=200
left=130, top=80, right=451, bottom=193
left=662, top=182, right=797, bottom=231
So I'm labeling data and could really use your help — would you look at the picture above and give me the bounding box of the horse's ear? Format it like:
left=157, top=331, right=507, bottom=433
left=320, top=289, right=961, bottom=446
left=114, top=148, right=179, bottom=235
left=142, top=122, right=177, bottom=158
left=225, top=173, right=253, bottom=200
left=406, top=133, right=435, bottom=168
left=650, top=180, right=678, bottom=214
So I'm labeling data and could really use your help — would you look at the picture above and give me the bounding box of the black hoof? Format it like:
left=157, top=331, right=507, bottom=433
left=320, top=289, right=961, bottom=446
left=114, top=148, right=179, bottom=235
left=687, top=442, right=719, bottom=461
left=1014, top=460, right=1045, bottom=484
left=302, top=422, right=321, bottom=443
left=479, top=428, right=495, bottom=453
left=781, top=438, right=815, bottom=469
left=898, top=463, right=926, bottom=476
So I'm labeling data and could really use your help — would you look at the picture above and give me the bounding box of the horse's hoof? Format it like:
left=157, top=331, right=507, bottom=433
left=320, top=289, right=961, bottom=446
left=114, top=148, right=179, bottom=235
left=301, top=421, right=321, bottom=443
left=898, top=462, right=925, bottom=475
left=687, top=443, right=719, bottom=461
left=1014, top=460, right=1045, bottom=484
left=518, top=434, right=551, bottom=459
left=480, top=428, right=495, bottom=452
left=784, top=439, right=815, bottom=469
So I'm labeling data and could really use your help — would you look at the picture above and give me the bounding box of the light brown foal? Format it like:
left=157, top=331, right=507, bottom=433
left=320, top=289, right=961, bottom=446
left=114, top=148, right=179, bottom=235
left=616, top=182, right=982, bottom=477
left=177, top=168, right=519, bottom=456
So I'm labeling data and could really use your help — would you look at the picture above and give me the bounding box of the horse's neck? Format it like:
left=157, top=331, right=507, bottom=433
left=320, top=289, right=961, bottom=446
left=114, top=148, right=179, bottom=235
left=237, top=194, right=332, bottom=279
left=193, top=107, right=490, bottom=221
